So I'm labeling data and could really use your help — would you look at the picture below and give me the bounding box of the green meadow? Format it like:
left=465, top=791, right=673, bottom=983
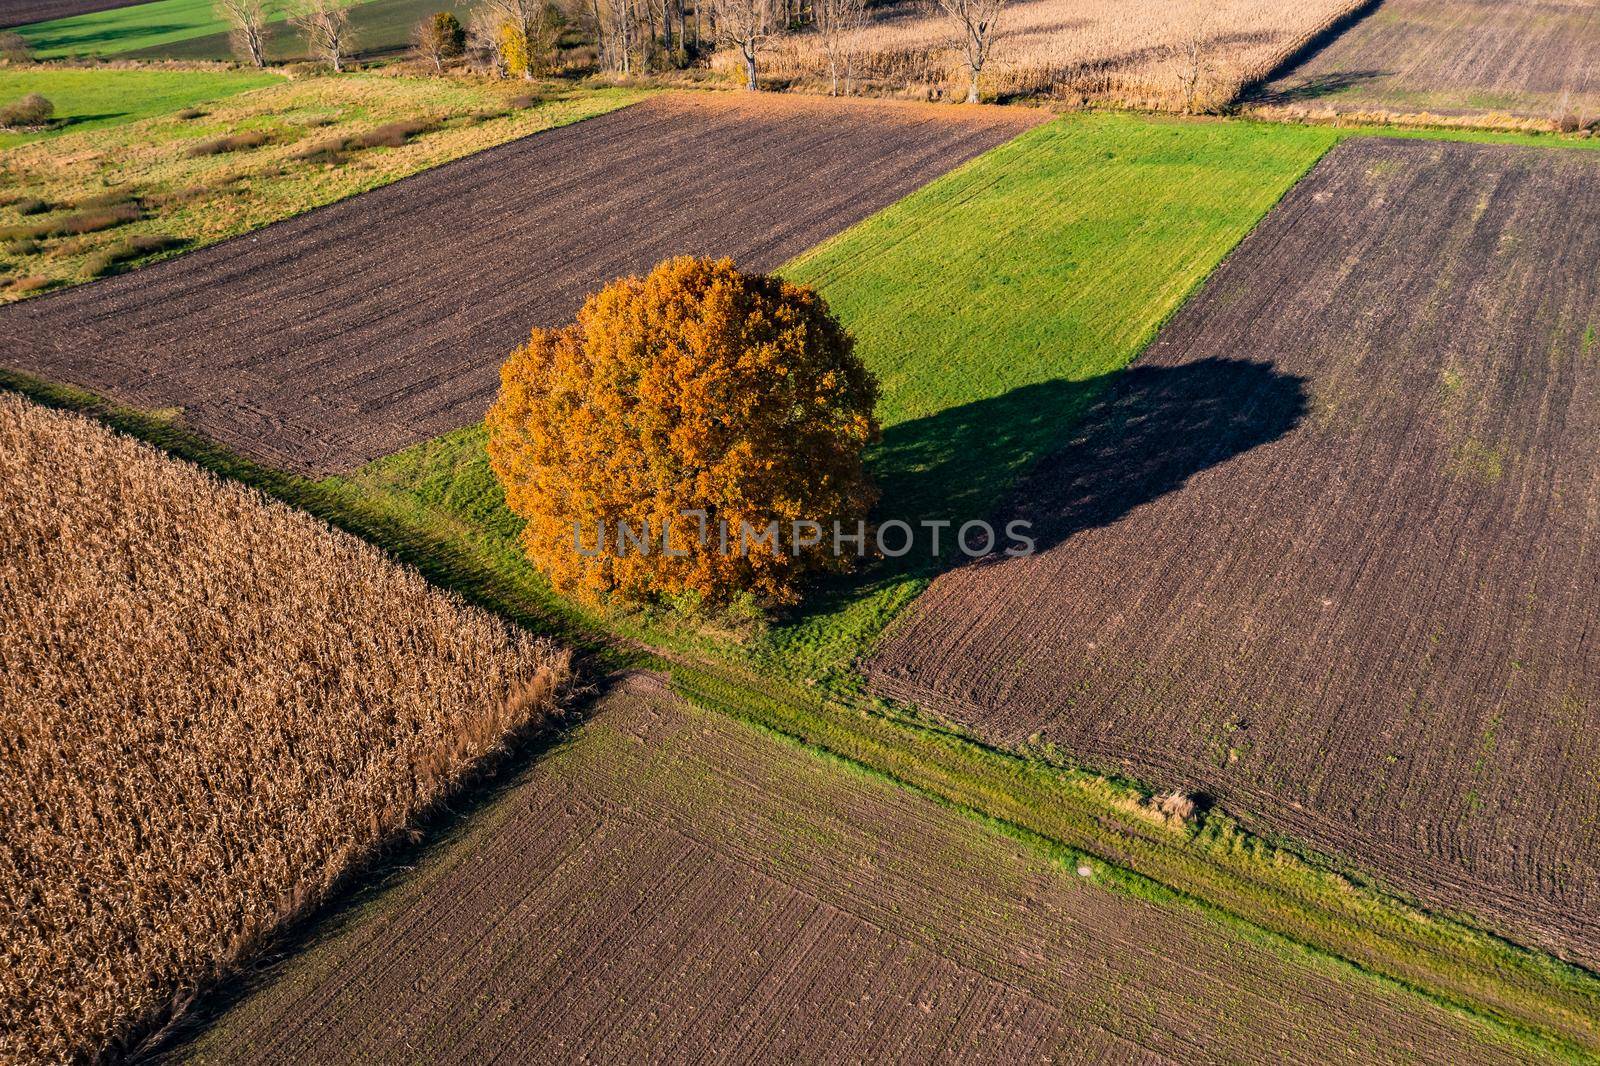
left=0, top=67, right=281, bottom=146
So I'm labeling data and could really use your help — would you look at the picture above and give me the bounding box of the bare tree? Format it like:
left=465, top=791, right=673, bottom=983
left=413, top=10, right=466, bottom=71
left=215, top=0, right=274, bottom=67
left=1177, top=8, right=1210, bottom=114
left=712, top=0, right=776, bottom=90
left=932, top=0, right=1004, bottom=103
left=291, top=0, right=356, bottom=72
left=813, top=0, right=864, bottom=95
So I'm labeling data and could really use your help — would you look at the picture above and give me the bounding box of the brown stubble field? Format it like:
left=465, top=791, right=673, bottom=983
left=739, top=0, right=1367, bottom=110
left=0, top=394, right=569, bottom=1061
left=1251, top=0, right=1600, bottom=125
left=0, top=92, right=1042, bottom=476
left=868, top=137, right=1600, bottom=966
left=187, top=672, right=1536, bottom=1064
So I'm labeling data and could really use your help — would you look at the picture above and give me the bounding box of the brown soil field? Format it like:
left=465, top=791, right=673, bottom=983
left=0, top=0, right=144, bottom=29
left=1251, top=0, right=1600, bottom=125
left=868, top=137, right=1600, bottom=967
left=187, top=672, right=1535, bottom=1063
left=0, top=92, right=1041, bottom=476
left=0, top=393, right=568, bottom=1061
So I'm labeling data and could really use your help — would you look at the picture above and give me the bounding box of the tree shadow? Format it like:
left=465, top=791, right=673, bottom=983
left=784, top=358, right=1307, bottom=623
left=1251, top=70, right=1388, bottom=106
left=993, top=358, right=1307, bottom=555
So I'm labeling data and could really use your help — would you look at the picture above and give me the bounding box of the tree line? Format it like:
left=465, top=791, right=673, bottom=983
left=215, top=0, right=1008, bottom=101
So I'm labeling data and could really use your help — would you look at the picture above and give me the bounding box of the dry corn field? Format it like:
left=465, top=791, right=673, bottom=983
left=0, top=394, right=570, bottom=1062
left=727, top=0, right=1366, bottom=108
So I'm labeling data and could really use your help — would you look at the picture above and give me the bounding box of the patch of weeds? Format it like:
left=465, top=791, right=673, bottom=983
left=1582, top=324, right=1597, bottom=363
left=186, top=130, right=274, bottom=158
left=12, top=198, right=49, bottom=217
left=291, top=118, right=439, bottom=167
left=84, top=234, right=187, bottom=277
left=1447, top=438, right=1506, bottom=484
left=1437, top=367, right=1463, bottom=398
left=0, top=204, right=140, bottom=242
left=174, top=108, right=206, bottom=121
left=4, top=274, right=53, bottom=296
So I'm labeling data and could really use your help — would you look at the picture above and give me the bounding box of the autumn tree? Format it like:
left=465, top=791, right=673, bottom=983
left=412, top=10, right=466, bottom=71
left=290, top=0, right=356, bottom=71
left=712, top=0, right=776, bottom=90
left=477, top=0, right=564, bottom=77
left=934, top=0, right=1005, bottom=103
left=486, top=256, right=880, bottom=611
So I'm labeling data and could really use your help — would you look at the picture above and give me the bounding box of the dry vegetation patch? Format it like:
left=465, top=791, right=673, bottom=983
left=0, top=394, right=570, bottom=1061
left=728, top=0, right=1365, bottom=108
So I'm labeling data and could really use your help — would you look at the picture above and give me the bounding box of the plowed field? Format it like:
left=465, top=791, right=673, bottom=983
left=187, top=672, right=1534, bottom=1063
left=0, top=0, right=145, bottom=29
left=1252, top=0, right=1600, bottom=123
left=868, top=137, right=1600, bottom=966
left=0, top=92, right=1041, bottom=475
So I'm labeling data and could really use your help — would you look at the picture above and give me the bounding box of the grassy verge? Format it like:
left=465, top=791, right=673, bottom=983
left=0, top=73, right=648, bottom=294
left=0, top=66, right=283, bottom=147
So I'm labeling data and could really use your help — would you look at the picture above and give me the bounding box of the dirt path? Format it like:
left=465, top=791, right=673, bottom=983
left=0, top=92, right=1041, bottom=476
left=185, top=672, right=1532, bottom=1063
left=1250, top=0, right=1600, bottom=122
left=868, top=136, right=1600, bottom=967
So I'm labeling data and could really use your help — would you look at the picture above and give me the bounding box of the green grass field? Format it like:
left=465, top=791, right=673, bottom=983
left=13, top=0, right=469, bottom=61
left=0, top=67, right=281, bottom=147
left=127, top=0, right=477, bottom=61
left=14, top=0, right=250, bottom=58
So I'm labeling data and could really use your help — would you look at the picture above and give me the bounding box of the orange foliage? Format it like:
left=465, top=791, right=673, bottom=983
left=486, top=255, right=880, bottom=609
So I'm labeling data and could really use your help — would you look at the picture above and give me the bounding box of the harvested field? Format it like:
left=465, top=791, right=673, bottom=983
left=0, top=0, right=148, bottom=30
left=1251, top=0, right=1600, bottom=125
left=0, top=92, right=1042, bottom=476
left=868, top=138, right=1600, bottom=966
left=728, top=0, right=1365, bottom=109
left=188, top=672, right=1536, bottom=1063
left=0, top=393, right=569, bottom=1061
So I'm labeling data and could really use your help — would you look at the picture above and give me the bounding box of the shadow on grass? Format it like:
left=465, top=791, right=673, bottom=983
left=20, top=22, right=196, bottom=52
